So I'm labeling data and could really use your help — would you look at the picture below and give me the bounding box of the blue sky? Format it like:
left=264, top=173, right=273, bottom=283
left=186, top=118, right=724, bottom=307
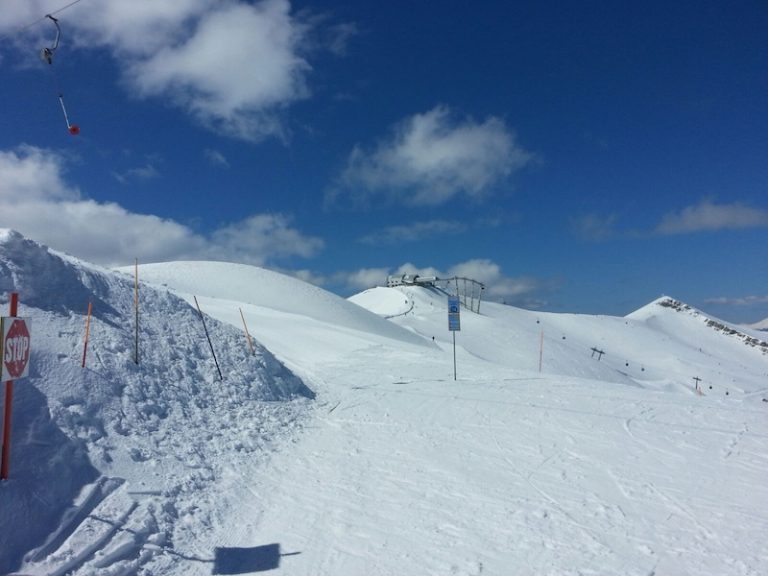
left=1, top=0, right=766, bottom=322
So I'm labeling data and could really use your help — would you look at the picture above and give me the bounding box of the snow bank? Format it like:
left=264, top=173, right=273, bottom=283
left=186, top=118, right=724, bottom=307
left=0, top=230, right=313, bottom=574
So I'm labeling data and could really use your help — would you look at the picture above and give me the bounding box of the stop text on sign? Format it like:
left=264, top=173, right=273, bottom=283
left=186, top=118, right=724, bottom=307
left=1, top=317, right=31, bottom=381
left=6, top=333, right=29, bottom=362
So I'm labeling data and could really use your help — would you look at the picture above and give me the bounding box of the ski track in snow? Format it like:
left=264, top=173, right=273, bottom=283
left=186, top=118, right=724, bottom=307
left=179, top=351, right=766, bottom=576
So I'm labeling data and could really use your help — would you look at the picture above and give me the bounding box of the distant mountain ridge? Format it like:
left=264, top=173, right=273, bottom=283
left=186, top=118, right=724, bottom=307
left=650, top=297, right=768, bottom=355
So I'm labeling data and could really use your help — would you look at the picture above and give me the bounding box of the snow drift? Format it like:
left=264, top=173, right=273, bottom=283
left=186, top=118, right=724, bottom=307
left=0, top=230, right=312, bottom=574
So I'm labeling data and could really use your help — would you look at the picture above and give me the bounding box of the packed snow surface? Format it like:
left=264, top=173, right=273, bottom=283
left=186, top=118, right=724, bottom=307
left=1, top=230, right=767, bottom=575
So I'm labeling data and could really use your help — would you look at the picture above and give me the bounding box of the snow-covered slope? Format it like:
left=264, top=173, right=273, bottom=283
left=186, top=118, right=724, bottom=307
left=2, top=230, right=767, bottom=576
left=351, top=286, right=768, bottom=398
left=0, top=230, right=312, bottom=575
left=125, top=261, right=430, bottom=348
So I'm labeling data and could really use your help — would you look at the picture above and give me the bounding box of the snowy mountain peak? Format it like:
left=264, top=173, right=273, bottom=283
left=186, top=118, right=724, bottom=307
left=625, top=295, right=692, bottom=319
left=627, top=295, right=768, bottom=356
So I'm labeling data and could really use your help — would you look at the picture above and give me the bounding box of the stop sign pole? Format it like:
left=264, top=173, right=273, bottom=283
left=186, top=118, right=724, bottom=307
left=1, top=293, right=20, bottom=480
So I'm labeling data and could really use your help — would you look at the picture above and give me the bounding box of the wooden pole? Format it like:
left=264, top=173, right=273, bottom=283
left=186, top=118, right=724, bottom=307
left=1, top=292, right=19, bottom=480
left=239, top=308, right=255, bottom=355
left=81, top=301, right=93, bottom=368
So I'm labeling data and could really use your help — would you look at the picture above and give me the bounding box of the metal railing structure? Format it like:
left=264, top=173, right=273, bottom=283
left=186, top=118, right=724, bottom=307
left=437, top=277, right=485, bottom=314
left=385, top=274, right=486, bottom=314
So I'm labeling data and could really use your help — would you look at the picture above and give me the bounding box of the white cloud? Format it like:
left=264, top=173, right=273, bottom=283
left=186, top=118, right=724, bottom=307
left=335, top=267, right=391, bottom=291
left=333, top=106, right=532, bottom=206
left=209, top=214, right=323, bottom=263
left=570, top=213, right=618, bottom=240
left=112, top=163, right=161, bottom=184
left=0, top=145, right=77, bottom=201
left=4, top=0, right=315, bottom=141
left=359, top=219, right=466, bottom=245
left=204, top=149, right=230, bottom=168
left=704, top=295, right=768, bottom=306
left=283, top=267, right=328, bottom=286
left=325, top=22, right=359, bottom=56
left=446, top=259, right=541, bottom=303
left=0, top=145, right=322, bottom=267
left=656, top=200, right=768, bottom=234
left=449, top=259, right=502, bottom=283
left=126, top=1, right=309, bottom=141
left=1, top=2, right=40, bottom=28
left=391, top=263, right=444, bottom=280
left=70, top=0, right=214, bottom=56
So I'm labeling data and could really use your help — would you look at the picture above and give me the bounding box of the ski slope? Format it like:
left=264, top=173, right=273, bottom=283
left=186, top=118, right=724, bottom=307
left=1, top=230, right=767, bottom=575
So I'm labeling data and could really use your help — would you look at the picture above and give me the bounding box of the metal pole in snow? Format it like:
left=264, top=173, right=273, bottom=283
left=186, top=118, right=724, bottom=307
left=1, top=292, right=19, bottom=480
left=693, top=376, right=702, bottom=394
left=477, top=286, right=483, bottom=314
left=539, top=329, right=544, bottom=372
left=194, top=296, right=223, bottom=381
left=453, top=331, right=457, bottom=381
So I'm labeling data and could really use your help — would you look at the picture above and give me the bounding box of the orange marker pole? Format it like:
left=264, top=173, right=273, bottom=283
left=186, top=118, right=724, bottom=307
left=81, top=301, right=93, bottom=368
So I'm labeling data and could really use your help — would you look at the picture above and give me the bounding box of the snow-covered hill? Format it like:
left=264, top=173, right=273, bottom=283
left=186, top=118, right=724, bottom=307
left=2, top=230, right=767, bottom=576
left=123, top=261, right=430, bottom=350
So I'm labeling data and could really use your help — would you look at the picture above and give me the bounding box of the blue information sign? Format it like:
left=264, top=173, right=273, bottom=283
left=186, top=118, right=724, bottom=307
left=448, top=296, right=461, bottom=331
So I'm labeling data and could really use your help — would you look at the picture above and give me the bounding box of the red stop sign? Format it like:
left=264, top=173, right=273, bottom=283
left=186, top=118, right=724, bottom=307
left=3, top=319, right=30, bottom=379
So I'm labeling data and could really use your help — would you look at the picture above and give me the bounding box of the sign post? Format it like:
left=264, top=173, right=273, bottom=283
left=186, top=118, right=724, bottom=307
left=1, top=293, right=31, bottom=480
left=448, top=296, right=461, bottom=381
